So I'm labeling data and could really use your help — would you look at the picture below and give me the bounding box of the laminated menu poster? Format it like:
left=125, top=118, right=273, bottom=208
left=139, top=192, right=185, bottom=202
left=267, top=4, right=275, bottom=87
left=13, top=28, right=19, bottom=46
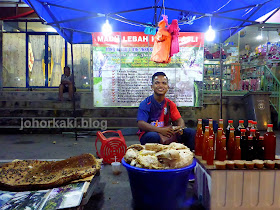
left=39, top=182, right=87, bottom=210
left=92, top=32, right=204, bottom=107
left=0, top=190, right=48, bottom=210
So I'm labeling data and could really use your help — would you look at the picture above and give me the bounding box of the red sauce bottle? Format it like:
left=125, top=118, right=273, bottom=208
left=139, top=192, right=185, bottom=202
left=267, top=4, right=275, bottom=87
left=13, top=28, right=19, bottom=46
left=235, top=120, right=245, bottom=137
left=207, top=136, right=214, bottom=165
left=227, top=128, right=235, bottom=160
left=264, top=124, right=276, bottom=160
left=218, top=136, right=227, bottom=161
left=195, top=119, right=203, bottom=156
left=202, top=126, right=210, bottom=160
left=233, top=136, right=241, bottom=160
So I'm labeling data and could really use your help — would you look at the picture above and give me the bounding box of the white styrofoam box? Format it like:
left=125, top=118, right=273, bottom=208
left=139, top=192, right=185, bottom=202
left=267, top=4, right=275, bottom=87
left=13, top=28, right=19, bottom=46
left=196, top=162, right=280, bottom=209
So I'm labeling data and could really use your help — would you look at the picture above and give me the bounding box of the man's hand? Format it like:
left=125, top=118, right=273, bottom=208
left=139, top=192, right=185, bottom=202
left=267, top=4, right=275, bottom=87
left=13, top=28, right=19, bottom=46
left=158, top=126, right=175, bottom=138
left=172, top=126, right=184, bottom=135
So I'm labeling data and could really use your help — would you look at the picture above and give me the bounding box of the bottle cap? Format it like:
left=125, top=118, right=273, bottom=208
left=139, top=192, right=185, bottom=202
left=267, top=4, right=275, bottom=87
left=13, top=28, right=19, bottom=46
left=228, top=120, right=233, bottom=123
left=230, top=128, right=235, bottom=131
left=209, top=119, right=213, bottom=121
left=268, top=124, right=273, bottom=127
left=248, top=120, right=253, bottom=123
left=219, top=119, right=223, bottom=122
left=218, top=128, right=223, bottom=130
left=198, top=119, right=202, bottom=121
left=250, top=129, right=256, bottom=132
left=241, top=129, right=246, bottom=132
left=239, top=120, right=244, bottom=123
left=259, top=136, right=264, bottom=140
left=236, top=136, right=240, bottom=139
left=252, top=121, right=257, bottom=124
left=248, top=136, right=253, bottom=140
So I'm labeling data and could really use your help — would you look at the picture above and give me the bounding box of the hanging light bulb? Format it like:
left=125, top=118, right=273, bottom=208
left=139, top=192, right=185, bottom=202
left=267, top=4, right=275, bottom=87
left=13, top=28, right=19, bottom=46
left=205, top=16, right=215, bottom=42
left=102, top=19, right=112, bottom=36
left=257, top=28, right=263, bottom=40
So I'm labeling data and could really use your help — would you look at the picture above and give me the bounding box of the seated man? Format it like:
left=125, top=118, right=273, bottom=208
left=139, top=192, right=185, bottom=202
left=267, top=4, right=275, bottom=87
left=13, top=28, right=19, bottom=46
left=137, top=72, right=195, bottom=150
left=59, top=66, right=76, bottom=101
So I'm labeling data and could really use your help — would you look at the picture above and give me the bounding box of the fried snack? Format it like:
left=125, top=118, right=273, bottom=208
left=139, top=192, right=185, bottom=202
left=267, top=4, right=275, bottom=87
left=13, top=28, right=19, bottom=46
left=168, top=142, right=188, bottom=150
left=127, top=144, right=145, bottom=151
left=136, top=155, right=162, bottom=169
left=0, top=153, right=100, bottom=191
left=124, top=148, right=139, bottom=163
left=139, top=150, right=156, bottom=156
left=155, top=149, right=180, bottom=160
left=124, top=143, right=193, bottom=169
left=145, top=143, right=166, bottom=152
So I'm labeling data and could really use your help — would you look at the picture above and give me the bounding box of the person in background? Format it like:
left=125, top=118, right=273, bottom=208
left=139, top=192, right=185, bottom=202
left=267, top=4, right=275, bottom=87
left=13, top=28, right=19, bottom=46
left=59, top=66, right=75, bottom=101
left=137, top=72, right=195, bottom=150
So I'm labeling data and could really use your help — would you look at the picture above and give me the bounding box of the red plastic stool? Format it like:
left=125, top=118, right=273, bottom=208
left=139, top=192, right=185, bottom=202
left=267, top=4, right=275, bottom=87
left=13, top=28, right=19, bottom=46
left=95, top=130, right=127, bottom=164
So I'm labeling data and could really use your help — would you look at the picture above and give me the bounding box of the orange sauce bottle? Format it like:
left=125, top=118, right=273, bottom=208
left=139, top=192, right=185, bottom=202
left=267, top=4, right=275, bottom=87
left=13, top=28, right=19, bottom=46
left=202, top=126, right=209, bottom=160
left=227, top=128, right=235, bottom=160
left=195, top=119, right=203, bottom=156
left=233, top=136, right=241, bottom=160
left=218, top=136, right=227, bottom=161
left=215, top=128, right=223, bottom=160
left=207, top=136, right=214, bottom=165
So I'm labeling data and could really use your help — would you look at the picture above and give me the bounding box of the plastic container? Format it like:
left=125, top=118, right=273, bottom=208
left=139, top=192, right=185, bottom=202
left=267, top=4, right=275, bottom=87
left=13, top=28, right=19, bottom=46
left=122, top=158, right=196, bottom=209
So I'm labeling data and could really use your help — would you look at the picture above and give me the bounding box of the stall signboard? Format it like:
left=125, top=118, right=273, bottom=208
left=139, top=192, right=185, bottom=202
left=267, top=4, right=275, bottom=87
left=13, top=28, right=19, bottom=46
left=92, top=32, right=204, bottom=107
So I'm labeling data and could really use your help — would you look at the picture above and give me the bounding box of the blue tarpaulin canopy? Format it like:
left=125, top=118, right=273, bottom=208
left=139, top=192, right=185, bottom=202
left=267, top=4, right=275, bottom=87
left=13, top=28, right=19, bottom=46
left=23, top=0, right=280, bottom=44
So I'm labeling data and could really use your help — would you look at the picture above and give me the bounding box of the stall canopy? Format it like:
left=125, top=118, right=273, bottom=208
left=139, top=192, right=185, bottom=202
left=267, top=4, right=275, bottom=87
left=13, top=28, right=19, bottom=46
left=23, top=0, right=280, bottom=44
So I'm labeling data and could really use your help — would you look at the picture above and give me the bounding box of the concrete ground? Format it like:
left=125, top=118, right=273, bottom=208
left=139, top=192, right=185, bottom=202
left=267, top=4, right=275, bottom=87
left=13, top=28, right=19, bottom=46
left=0, top=131, right=280, bottom=210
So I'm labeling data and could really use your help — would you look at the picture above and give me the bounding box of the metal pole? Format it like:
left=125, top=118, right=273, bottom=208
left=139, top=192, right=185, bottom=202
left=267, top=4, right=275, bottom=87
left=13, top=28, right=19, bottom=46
left=70, top=32, right=78, bottom=141
left=219, top=32, right=223, bottom=119
left=0, top=21, right=3, bottom=90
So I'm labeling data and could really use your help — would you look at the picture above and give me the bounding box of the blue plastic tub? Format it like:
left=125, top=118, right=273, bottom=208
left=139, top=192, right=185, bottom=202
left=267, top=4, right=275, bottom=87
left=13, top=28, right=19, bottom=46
left=122, top=158, right=196, bottom=209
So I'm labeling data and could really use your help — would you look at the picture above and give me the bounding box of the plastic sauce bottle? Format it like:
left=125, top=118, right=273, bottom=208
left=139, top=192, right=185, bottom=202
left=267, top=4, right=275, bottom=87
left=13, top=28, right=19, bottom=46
left=207, top=136, right=214, bottom=165
left=218, top=119, right=225, bottom=135
left=252, top=121, right=260, bottom=139
left=233, top=136, right=241, bottom=160
left=209, top=119, right=214, bottom=138
left=202, top=126, right=210, bottom=161
left=247, top=136, right=255, bottom=161
left=240, top=129, right=247, bottom=160
left=257, top=136, right=265, bottom=160
left=264, top=124, right=276, bottom=160
left=246, top=120, right=253, bottom=137
left=227, top=128, right=235, bottom=160
left=215, top=128, right=223, bottom=160
left=236, top=120, right=245, bottom=137
left=226, top=120, right=234, bottom=145
left=195, top=119, right=203, bottom=156
left=218, top=136, right=227, bottom=161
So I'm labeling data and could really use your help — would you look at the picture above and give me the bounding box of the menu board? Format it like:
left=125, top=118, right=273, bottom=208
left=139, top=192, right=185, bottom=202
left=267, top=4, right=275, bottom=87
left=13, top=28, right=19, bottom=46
left=92, top=32, right=204, bottom=107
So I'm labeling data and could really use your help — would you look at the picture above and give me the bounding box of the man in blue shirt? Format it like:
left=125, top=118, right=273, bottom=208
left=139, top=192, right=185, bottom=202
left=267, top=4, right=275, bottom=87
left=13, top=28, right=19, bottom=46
left=137, top=72, right=195, bottom=150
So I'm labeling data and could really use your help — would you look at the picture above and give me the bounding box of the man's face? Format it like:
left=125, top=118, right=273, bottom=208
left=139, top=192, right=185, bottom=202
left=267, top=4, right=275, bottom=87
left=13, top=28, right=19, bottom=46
left=151, top=75, right=169, bottom=96
left=64, top=68, right=70, bottom=76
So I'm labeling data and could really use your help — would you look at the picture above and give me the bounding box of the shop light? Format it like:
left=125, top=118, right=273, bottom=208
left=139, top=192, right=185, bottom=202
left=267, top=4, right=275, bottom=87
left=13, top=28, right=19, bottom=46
left=102, top=19, right=112, bottom=36
left=257, top=28, right=263, bottom=40
left=205, top=15, right=215, bottom=42
left=205, top=26, right=216, bottom=41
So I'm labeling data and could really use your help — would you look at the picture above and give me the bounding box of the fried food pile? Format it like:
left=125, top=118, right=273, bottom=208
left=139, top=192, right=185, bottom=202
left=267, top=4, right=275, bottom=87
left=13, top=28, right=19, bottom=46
left=0, top=153, right=101, bottom=191
left=124, top=143, right=193, bottom=169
